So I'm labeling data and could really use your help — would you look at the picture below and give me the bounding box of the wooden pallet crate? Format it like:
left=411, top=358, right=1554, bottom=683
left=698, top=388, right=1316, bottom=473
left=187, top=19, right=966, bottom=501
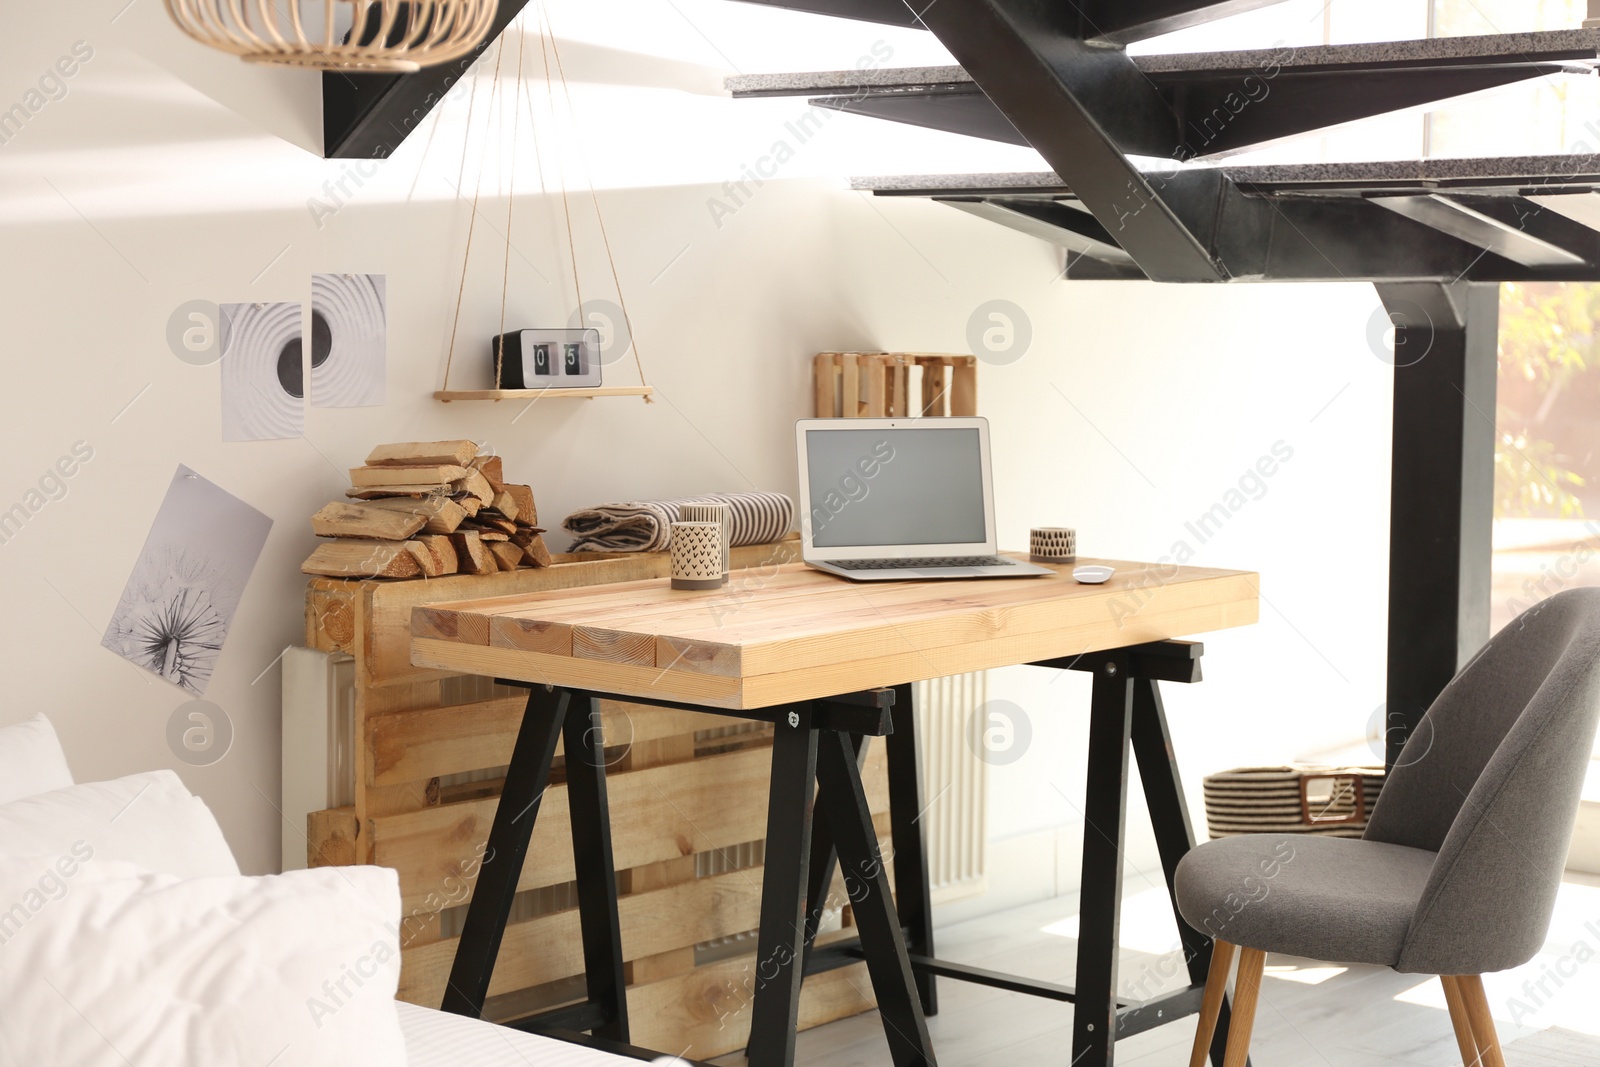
left=814, top=352, right=978, bottom=418
left=302, top=536, right=887, bottom=1058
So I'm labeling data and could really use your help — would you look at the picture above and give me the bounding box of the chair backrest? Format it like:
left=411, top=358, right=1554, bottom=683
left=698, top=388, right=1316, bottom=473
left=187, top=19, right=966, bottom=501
left=1364, top=587, right=1600, bottom=975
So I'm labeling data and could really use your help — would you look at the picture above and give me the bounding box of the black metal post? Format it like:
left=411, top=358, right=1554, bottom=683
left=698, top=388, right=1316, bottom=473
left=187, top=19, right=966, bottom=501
left=563, top=692, right=630, bottom=1042
left=1129, top=677, right=1241, bottom=1067
left=885, top=682, right=940, bottom=1016
left=1072, top=656, right=1136, bottom=1067
left=442, top=685, right=569, bottom=1017
left=815, top=730, right=938, bottom=1067
left=1378, top=282, right=1499, bottom=770
left=747, top=705, right=821, bottom=1067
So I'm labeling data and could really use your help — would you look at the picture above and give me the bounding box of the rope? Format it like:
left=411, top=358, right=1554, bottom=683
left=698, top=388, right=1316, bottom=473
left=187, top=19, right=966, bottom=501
left=542, top=1, right=651, bottom=398
left=442, top=34, right=505, bottom=391
left=440, top=35, right=493, bottom=391
left=535, top=8, right=584, bottom=317
left=493, top=28, right=527, bottom=389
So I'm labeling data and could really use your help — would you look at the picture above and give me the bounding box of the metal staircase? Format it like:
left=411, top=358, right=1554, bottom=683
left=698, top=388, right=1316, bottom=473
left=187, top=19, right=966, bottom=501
left=727, top=11, right=1600, bottom=285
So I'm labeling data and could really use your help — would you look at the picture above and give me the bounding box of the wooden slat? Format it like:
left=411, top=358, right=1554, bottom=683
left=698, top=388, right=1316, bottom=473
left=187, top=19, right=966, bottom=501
left=373, top=742, right=891, bottom=912
left=400, top=866, right=763, bottom=1003
left=307, top=806, right=358, bottom=867
left=841, top=353, right=860, bottom=417
left=865, top=355, right=888, bottom=417
left=627, top=954, right=876, bottom=1061
left=814, top=352, right=837, bottom=418
left=403, top=828, right=885, bottom=1008
left=367, top=699, right=728, bottom=786
left=951, top=357, right=978, bottom=416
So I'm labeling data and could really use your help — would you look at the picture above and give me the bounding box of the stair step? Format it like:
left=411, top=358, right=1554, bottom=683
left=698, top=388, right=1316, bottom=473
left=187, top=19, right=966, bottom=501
left=722, top=0, right=1299, bottom=43
left=724, top=0, right=925, bottom=27
left=729, top=30, right=1600, bottom=157
left=854, top=154, right=1600, bottom=197
left=854, top=158, right=1600, bottom=279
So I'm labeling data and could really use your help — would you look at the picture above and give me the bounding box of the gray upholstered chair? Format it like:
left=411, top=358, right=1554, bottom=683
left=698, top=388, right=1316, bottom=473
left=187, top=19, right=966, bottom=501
left=1175, top=587, right=1600, bottom=1067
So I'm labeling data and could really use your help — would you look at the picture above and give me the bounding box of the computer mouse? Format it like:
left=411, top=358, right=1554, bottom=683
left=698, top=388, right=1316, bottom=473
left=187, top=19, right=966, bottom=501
left=1073, top=565, right=1115, bottom=585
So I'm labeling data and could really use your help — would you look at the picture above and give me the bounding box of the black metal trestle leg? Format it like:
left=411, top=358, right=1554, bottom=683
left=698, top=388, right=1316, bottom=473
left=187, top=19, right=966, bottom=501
left=1072, top=658, right=1136, bottom=1067
left=816, top=729, right=937, bottom=1067
left=885, top=682, right=939, bottom=1016
left=747, top=705, right=821, bottom=1067
left=442, top=686, right=570, bottom=1018
left=1131, top=678, right=1244, bottom=1067
left=564, top=692, right=630, bottom=1043
left=802, top=735, right=868, bottom=961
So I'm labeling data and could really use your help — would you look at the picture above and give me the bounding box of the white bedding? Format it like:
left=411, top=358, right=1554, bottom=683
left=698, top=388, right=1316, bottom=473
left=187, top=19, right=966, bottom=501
left=398, top=1002, right=651, bottom=1066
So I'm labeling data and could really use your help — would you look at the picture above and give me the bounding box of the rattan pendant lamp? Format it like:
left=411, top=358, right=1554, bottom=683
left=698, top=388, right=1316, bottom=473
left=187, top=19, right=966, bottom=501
left=165, top=0, right=498, bottom=73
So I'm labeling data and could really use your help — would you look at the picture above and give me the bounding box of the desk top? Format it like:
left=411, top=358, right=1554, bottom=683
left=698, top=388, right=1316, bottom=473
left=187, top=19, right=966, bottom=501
left=410, top=556, right=1259, bottom=710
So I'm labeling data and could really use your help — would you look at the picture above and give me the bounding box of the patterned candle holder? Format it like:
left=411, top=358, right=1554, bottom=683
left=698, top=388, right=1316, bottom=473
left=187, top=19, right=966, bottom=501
left=680, top=501, right=732, bottom=577
left=1030, top=527, right=1077, bottom=565
left=671, top=522, right=726, bottom=590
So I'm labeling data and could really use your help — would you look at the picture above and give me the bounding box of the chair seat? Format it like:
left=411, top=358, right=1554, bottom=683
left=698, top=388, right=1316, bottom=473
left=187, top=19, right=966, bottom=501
left=1174, top=834, right=1438, bottom=966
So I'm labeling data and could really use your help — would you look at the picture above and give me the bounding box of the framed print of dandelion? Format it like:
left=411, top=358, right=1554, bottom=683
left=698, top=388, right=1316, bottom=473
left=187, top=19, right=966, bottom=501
left=102, top=466, right=272, bottom=696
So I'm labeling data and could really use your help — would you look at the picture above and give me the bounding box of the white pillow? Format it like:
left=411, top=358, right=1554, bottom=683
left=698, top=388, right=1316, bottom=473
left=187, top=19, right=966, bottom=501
left=0, top=770, right=238, bottom=877
left=0, top=714, right=74, bottom=805
left=0, top=859, right=406, bottom=1067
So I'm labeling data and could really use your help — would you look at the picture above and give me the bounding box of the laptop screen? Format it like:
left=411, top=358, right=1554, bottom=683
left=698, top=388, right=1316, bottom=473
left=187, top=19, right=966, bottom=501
left=805, top=426, right=988, bottom=548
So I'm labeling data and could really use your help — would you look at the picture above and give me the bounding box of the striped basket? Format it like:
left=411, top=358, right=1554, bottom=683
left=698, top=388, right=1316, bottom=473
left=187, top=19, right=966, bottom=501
left=1202, top=765, right=1386, bottom=839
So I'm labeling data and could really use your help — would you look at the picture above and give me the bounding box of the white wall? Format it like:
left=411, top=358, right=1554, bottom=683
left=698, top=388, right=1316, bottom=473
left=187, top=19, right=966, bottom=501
left=0, top=0, right=1543, bottom=880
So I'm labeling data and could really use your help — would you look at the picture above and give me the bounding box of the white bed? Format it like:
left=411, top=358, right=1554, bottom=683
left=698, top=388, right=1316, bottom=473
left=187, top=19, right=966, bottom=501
left=400, top=1002, right=657, bottom=1066
left=0, top=716, right=675, bottom=1067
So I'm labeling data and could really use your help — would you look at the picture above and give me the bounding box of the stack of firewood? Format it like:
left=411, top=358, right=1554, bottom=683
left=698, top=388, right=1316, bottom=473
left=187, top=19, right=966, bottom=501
left=300, top=440, right=553, bottom=579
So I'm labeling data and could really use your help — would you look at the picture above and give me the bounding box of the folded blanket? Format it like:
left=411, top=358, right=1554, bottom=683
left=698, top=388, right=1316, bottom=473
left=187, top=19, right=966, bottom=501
left=563, top=492, right=794, bottom=553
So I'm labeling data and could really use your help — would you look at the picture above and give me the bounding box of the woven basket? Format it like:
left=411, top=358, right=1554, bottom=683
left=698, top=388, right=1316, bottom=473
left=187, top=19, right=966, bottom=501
left=1202, top=765, right=1386, bottom=839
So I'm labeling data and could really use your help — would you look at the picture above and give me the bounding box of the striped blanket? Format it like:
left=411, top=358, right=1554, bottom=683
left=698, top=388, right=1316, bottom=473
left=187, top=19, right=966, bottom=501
left=562, top=491, right=794, bottom=553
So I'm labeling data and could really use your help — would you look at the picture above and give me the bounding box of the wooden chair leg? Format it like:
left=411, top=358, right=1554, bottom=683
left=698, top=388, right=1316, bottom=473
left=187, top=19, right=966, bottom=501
left=1455, top=975, right=1507, bottom=1067
left=1188, top=940, right=1239, bottom=1067
left=1440, top=976, right=1482, bottom=1067
left=1222, top=946, right=1266, bottom=1067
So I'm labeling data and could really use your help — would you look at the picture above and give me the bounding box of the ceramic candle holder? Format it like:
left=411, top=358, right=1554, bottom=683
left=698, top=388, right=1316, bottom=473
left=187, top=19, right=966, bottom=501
left=679, top=502, right=732, bottom=577
left=671, top=522, right=726, bottom=590
left=1030, top=527, right=1077, bottom=565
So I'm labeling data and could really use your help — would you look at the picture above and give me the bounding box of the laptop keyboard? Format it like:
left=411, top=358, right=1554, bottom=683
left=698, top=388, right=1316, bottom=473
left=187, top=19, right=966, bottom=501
left=833, top=556, right=1016, bottom=571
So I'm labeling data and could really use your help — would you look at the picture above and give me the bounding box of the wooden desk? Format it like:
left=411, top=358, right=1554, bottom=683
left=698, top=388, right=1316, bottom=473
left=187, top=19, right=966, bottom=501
left=414, top=557, right=1259, bottom=1067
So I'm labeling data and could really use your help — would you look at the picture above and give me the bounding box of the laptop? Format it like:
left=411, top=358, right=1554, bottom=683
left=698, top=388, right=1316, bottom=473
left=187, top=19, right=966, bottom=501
left=795, top=417, right=1054, bottom=581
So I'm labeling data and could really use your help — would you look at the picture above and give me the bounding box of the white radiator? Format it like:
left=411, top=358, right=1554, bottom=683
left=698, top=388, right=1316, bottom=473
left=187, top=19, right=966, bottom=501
left=281, top=647, right=355, bottom=871
left=916, top=673, right=989, bottom=904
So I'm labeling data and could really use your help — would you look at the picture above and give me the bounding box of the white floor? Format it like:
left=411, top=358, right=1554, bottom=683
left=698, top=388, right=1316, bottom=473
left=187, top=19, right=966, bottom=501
left=719, top=871, right=1600, bottom=1066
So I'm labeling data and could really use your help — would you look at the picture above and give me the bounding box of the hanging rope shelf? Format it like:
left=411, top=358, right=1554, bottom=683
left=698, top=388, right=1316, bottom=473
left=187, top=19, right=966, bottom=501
left=435, top=2, right=654, bottom=405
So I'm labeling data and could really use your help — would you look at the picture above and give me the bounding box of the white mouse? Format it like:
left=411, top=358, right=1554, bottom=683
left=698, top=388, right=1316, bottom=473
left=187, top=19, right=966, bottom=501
left=1073, top=565, right=1115, bottom=585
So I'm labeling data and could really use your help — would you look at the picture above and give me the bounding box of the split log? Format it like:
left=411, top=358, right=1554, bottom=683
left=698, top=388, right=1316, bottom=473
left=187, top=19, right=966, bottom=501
left=489, top=490, right=519, bottom=524
left=302, top=540, right=423, bottom=579
left=488, top=542, right=525, bottom=571
left=367, top=440, right=478, bottom=467
left=310, top=502, right=426, bottom=541
left=406, top=535, right=459, bottom=577
left=451, top=531, right=496, bottom=576
left=503, top=485, right=537, bottom=526
left=470, top=454, right=505, bottom=489
left=351, top=465, right=470, bottom=488
left=347, top=485, right=453, bottom=499
left=513, top=529, right=553, bottom=568
left=457, top=469, right=496, bottom=507
left=358, top=496, right=468, bottom=535
left=472, top=516, right=519, bottom=536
